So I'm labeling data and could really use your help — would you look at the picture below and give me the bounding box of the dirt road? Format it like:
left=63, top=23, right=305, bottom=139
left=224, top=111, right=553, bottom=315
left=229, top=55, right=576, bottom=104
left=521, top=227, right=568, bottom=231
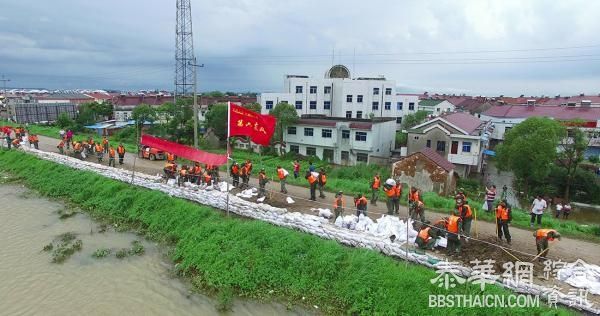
left=32, top=135, right=600, bottom=266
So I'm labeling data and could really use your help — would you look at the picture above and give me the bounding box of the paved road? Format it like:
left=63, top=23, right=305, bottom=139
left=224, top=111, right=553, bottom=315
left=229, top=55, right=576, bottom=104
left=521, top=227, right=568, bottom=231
left=28, top=134, right=600, bottom=265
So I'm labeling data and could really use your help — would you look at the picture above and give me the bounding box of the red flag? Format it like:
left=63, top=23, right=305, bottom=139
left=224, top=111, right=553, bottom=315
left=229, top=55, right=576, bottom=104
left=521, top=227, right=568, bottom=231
left=140, top=135, right=228, bottom=166
left=228, top=103, right=276, bottom=146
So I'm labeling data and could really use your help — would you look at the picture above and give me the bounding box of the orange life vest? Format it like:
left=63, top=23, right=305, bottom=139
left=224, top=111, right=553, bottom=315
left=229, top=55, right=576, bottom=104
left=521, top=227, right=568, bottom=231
left=167, top=153, right=174, bottom=162
left=356, top=196, right=368, bottom=208
left=204, top=173, right=212, bottom=183
left=58, top=141, right=65, bottom=148
left=418, top=227, right=431, bottom=241
left=232, top=165, right=240, bottom=175
left=372, top=176, right=380, bottom=189
left=308, top=174, right=317, bottom=184
left=385, top=186, right=396, bottom=197
left=194, top=166, right=202, bottom=174
left=496, top=205, right=510, bottom=220
left=536, top=229, right=558, bottom=240
left=259, top=173, right=267, bottom=181
left=117, top=146, right=125, bottom=155
left=334, top=197, right=345, bottom=208
left=394, top=185, right=402, bottom=198
left=102, top=138, right=108, bottom=145
left=459, top=205, right=473, bottom=219
left=247, top=162, right=253, bottom=172
left=109, top=148, right=116, bottom=157
left=74, top=143, right=82, bottom=151
left=447, top=215, right=461, bottom=234
left=277, top=168, right=285, bottom=180
left=88, top=139, right=94, bottom=146
left=95, top=144, right=103, bottom=153
left=319, top=174, right=327, bottom=184
left=179, top=168, right=187, bottom=176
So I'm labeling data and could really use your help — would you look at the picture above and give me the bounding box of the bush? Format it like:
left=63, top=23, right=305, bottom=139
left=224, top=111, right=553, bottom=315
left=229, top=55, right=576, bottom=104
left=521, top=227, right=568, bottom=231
left=56, top=112, right=74, bottom=129
left=588, top=155, right=599, bottom=163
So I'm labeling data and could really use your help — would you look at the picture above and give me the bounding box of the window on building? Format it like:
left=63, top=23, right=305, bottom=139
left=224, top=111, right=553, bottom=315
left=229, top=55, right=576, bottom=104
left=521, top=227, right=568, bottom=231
left=396, top=117, right=402, bottom=124
left=462, top=141, right=472, bottom=153
left=567, top=102, right=576, bottom=107
left=290, top=145, right=299, bottom=153
left=295, top=101, right=302, bottom=109
left=304, top=128, right=314, bottom=136
left=306, top=147, right=316, bottom=156
left=346, top=95, right=353, bottom=102
left=356, top=111, right=363, bottom=119
left=310, top=101, right=317, bottom=109
left=295, top=86, right=303, bottom=93
left=323, top=149, right=334, bottom=162
left=322, top=129, right=332, bottom=138
left=384, top=102, right=391, bottom=110
left=385, top=88, right=392, bottom=95
left=355, top=131, right=367, bottom=141
left=409, top=102, right=415, bottom=110
left=357, top=95, right=363, bottom=103
left=287, top=126, right=296, bottom=135
left=372, top=102, right=379, bottom=110
left=356, top=153, right=368, bottom=162
left=345, top=111, right=352, bottom=118
left=426, top=140, right=431, bottom=148
left=265, top=101, right=273, bottom=110
left=436, top=141, right=446, bottom=152
left=309, top=86, right=317, bottom=94
left=324, top=101, right=331, bottom=110
left=342, top=130, right=350, bottom=139
left=341, top=151, right=349, bottom=161
left=397, top=102, right=403, bottom=110
left=373, top=88, right=380, bottom=95
left=324, top=86, right=331, bottom=94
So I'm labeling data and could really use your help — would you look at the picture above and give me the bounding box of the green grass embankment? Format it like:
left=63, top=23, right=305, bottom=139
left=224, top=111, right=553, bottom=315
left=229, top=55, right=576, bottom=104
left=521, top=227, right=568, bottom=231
left=0, top=149, right=571, bottom=315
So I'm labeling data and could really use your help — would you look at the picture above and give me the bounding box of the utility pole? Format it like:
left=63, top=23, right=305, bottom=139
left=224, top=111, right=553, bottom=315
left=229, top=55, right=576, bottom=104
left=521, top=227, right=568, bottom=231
left=174, top=0, right=195, bottom=101
left=189, top=59, right=204, bottom=148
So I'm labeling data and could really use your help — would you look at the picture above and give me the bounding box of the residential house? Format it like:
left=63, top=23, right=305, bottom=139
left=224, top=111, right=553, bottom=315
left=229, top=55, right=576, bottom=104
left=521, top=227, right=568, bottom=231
left=417, top=99, right=455, bottom=116
left=391, top=147, right=457, bottom=196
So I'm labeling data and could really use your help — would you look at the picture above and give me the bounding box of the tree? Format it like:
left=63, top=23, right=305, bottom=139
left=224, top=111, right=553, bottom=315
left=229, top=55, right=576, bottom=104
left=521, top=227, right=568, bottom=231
left=56, top=112, right=74, bottom=129
left=496, top=117, right=565, bottom=195
left=557, top=125, right=589, bottom=201
left=132, top=104, right=157, bottom=132
left=205, top=91, right=225, bottom=98
left=243, top=102, right=262, bottom=113
left=400, top=110, right=428, bottom=130
left=269, top=102, right=299, bottom=146
left=205, top=103, right=228, bottom=140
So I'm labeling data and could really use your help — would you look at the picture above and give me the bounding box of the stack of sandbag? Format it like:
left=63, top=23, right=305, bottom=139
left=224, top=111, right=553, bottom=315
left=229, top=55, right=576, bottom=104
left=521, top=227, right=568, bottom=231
left=557, top=260, right=600, bottom=295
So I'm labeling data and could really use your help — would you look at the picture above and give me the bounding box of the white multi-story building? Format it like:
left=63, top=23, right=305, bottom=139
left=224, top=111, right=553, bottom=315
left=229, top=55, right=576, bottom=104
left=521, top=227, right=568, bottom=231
left=259, top=65, right=419, bottom=129
left=283, top=116, right=396, bottom=166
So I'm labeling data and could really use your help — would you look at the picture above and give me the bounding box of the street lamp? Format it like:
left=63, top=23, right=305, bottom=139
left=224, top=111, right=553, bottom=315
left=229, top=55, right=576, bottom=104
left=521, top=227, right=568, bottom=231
left=189, top=58, right=204, bottom=148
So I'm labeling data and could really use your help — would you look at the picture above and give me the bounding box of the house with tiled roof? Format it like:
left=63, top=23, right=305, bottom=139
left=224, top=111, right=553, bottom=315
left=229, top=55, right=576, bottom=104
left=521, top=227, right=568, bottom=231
left=405, top=112, right=491, bottom=177
left=417, top=99, right=455, bottom=116
left=391, top=147, right=457, bottom=196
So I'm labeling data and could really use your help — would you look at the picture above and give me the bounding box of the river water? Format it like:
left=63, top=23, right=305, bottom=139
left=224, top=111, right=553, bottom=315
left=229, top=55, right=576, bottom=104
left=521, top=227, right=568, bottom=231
left=0, top=184, right=309, bottom=316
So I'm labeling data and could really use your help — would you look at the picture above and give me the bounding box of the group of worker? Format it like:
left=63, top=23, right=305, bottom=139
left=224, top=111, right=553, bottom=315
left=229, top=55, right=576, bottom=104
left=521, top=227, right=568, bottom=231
left=1, top=126, right=40, bottom=150
left=164, top=155, right=220, bottom=187
left=229, top=160, right=254, bottom=189
left=59, top=136, right=126, bottom=167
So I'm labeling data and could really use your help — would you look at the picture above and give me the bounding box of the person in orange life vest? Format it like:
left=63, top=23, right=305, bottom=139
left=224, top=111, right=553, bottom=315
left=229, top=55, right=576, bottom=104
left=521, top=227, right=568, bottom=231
left=230, top=162, right=240, bottom=187
left=108, top=146, right=116, bottom=167
left=446, top=209, right=463, bottom=255
left=245, top=160, right=253, bottom=175
left=28, top=134, right=39, bottom=149
left=192, top=163, right=203, bottom=185
left=117, top=143, right=126, bottom=165
left=102, top=136, right=109, bottom=153
left=496, top=200, right=512, bottom=244
left=210, top=164, right=220, bottom=183
left=415, top=224, right=442, bottom=250
left=57, top=140, right=65, bottom=155
left=411, top=200, right=426, bottom=224
left=408, top=187, right=422, bottom=217
left=355, top=194, right=368, bottom=217
left=455, top=188, right=467, bottom=205
left=393, top=183, right=402, bottom=214
left=370, top=174, right=381, bottom=205
left=276, top=165, right=288, bottom=194
left=11, top=138, right=20, bottom=148
left=383, top=183, right=397, bottom=215
left=456, top=199, right=473, bottom=238
left=534, top=229, right=560, bottom=260
left=318, top=168, right=327, bottom=199
left=258, top=168, right=268, bottom=197
left=178, top=165, right=188, bottom=186
left=203, top=170, right=212, bottom=186
left=306, top=170, right=318, bottom=201
left=163, top=161, right=176, bottom=179
left=240, top=162, right=250, bottom=189
left=94, top=143, right=104, bottom=163
left=333, top=191, right=345, bottom=219
left=166, top=152, right=175, bottom=163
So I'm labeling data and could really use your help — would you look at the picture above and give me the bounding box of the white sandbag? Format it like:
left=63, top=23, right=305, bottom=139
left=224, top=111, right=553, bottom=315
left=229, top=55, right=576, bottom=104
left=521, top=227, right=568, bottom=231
left=257, top=196, right=266, bottom=203
left=311, top=208, right=332, bottom=219
left=282, top=169, right=289, bottom=177
left=434, top=237, right=447, bottom=248
left=81, top=152, right=87, bottom=159
left=557, top=261, right=600, bottom=295
left=286, top=197, right=295, bottom=204
left=311, top=171, right=319, bottom=178
left=167, top=179, right=177, bottom=186
left=334, top=216, right=344, bottom=228
left=385, top=178, right=396, bottom=186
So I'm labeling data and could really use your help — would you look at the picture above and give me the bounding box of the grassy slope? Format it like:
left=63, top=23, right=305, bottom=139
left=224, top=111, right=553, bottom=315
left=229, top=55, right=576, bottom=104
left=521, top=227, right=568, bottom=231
left=5, top=121, right=597, bottom=241
left=0, top=149, right=569, bottom=315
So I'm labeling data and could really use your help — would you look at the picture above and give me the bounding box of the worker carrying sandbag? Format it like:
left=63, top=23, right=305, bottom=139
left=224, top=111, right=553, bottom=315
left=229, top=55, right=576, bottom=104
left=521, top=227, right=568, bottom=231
left=276, top=166, right=288, bottom=194
left=117, top=144, right=126, bottom=165
left=333, top=191, right=345, bottom=219
left=533, top=229, right=561, bottom=262
left=306, top=170, right=318, bottom=201
left=415, top=224, right=442, bottom=250
left=408, top=187, right=422, bottom=217
left=383, top=179, right=400, bottom=215
left=355, top=194, right=368, bottom=217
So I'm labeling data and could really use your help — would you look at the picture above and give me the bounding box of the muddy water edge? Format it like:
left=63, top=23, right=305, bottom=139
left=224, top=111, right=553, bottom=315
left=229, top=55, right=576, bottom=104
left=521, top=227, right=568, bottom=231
left=0, top=180, right=310, bottom=315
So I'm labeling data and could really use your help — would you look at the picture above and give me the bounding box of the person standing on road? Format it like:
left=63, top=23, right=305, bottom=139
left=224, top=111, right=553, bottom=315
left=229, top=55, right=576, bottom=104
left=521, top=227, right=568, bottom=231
left=533, top=229, right=560, bottom=261
left=496, top=200, right=512, bottom=244
left=370, top=173, right=381, bottom=206
left=530, top=195, right=547, bottom=228
left=102, top=136, right=109, bottom=153
left=66, top=130, right=73, bottom=148
left=28, top=134, right=39, bottom=149
left=392, top=183, right=402, bottom=215
left=317, top=168, right=327, bottom=199
left=292, top=160, right=300, bottom=179
left=276, top=166, right=288, bottom=194
left=57, top=139, right=65, bottom=154
left=306, top=170, right=318, bottom=201
left=95, top=142, right=104, bottom=163
left=383, top=183, right=396, bottom=215
left=355, top=194, right=368, bottom=217
left=485, top=185, right=497, bottom=212
left=117, top=143, right=126, bottom=165
left=446, top=210, right=463, bottom=255
left=333, top=191, right=345, bottom=219
left=108, top=146, right=116, bottom=167
left=258, top=168, right=268, bottom=197
left=457, top=199, right=473, bottom=238
left=408, top=187, right=421, bottom=217
left=231, top=162, right=240, bottom=187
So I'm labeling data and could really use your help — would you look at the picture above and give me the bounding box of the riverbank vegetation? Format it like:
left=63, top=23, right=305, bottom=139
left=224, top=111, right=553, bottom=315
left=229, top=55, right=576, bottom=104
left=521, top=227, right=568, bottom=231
left=0, top=149, right=570, bottom=315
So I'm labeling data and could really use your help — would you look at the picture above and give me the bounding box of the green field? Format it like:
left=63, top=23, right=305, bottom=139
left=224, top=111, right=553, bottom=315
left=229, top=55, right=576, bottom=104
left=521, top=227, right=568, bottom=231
left=0, top=149, right=572, bottom=315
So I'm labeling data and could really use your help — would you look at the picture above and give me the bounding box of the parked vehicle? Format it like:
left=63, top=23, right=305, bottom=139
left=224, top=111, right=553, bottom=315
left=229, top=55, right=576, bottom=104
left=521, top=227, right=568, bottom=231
left=138, top=145, right=165, bottom=161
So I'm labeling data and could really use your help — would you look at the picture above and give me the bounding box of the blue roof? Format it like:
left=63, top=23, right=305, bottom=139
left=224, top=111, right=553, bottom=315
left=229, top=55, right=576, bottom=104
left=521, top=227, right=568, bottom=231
left=483, top=149, right=496, bottom=156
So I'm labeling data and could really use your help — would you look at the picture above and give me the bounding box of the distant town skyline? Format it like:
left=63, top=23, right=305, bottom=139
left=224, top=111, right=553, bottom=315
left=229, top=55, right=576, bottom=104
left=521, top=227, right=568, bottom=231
left=2, top=0, right=600, bottom=96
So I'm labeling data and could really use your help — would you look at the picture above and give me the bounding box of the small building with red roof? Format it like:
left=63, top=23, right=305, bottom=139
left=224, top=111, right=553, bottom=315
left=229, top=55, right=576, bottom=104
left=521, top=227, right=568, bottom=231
left=391, top=147, right=457, bottom=196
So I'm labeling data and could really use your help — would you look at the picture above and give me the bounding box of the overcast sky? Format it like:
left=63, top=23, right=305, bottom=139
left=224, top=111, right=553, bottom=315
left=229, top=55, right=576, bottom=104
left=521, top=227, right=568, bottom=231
left=1, top=0, right=600, bottom=96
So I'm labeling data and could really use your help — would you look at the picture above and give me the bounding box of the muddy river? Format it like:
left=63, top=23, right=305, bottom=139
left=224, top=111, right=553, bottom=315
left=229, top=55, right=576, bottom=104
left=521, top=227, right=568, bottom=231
left=0, top=184, right=309, bottom=315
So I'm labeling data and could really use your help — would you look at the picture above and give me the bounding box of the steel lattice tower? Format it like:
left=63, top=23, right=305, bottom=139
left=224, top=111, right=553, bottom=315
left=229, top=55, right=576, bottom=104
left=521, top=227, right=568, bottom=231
left=174, top=0, right=195, bottom=98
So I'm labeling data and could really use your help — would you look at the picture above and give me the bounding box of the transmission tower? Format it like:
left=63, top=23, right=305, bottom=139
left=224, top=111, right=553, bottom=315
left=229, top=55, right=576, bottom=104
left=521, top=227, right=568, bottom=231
left=174, top=0, right=195, bottom=99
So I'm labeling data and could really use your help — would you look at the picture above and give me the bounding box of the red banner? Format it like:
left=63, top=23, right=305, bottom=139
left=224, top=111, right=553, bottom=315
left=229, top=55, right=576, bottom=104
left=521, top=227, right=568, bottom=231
left=228, top=103, right=276, bottom=146
left=140, top=135, right=228, bottom=166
